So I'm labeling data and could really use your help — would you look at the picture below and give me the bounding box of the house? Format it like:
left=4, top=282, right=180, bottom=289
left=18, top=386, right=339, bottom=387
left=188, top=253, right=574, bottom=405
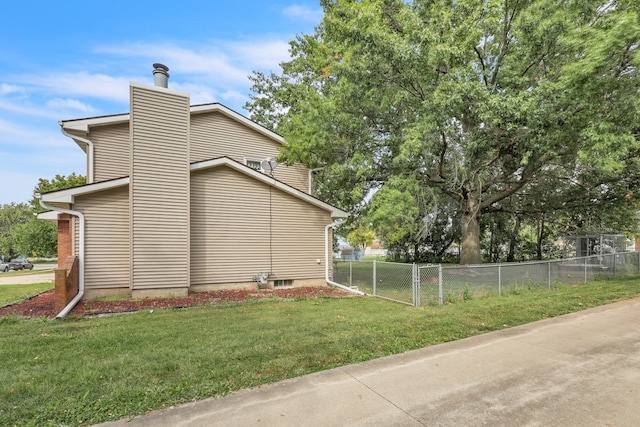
left=364, top=240, right=387, bottom=257
left=39, top=64, right=358, bottom=316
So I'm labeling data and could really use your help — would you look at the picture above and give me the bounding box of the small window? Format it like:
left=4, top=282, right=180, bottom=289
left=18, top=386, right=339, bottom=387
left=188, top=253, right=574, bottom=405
left=244, top=156, right=264, bottom=172
left=274, top=279, right=293, bottom=288
left=246, top=160, right=262, bottom=171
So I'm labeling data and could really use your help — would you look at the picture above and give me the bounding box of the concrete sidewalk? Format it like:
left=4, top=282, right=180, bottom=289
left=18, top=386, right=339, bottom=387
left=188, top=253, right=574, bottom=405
left=97, top=297, right=640, bottom=427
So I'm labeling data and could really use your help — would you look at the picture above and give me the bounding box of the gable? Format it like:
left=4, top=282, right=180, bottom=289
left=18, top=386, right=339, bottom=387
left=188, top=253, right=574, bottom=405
left=190, top=110, right=281, bottom=163
left=190, top=164, right=332, bottom=285
left=61, top=103, right=308, bottom=192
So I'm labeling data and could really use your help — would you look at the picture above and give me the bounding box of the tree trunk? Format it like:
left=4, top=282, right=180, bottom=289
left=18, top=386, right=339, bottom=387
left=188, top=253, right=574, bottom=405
left=460, top=196, right=482, bottom=265
left=536, top=216, right=545, bottom=260
left=506, top=215, right=522, bottom=263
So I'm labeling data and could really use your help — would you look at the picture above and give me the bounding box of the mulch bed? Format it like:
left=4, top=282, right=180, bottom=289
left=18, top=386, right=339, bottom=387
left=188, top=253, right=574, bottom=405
left=0, top=286, right=353, bottom=319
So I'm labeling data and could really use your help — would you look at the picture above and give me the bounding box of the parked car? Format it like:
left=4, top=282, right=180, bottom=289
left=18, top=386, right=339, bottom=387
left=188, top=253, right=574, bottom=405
left=1, top=261, right=8, bottom=272
left=8, top=256, right=34, bottom=271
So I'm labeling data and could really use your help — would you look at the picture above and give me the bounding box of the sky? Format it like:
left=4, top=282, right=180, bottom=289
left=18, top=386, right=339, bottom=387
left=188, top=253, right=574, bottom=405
left=0, top=0, right=323, bottom=205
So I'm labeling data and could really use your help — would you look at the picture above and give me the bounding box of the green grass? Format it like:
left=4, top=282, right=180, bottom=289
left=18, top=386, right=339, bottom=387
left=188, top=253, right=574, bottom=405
left=0, top=282, right=54, bottom=307
left=1, top=276, right=640, bottom=426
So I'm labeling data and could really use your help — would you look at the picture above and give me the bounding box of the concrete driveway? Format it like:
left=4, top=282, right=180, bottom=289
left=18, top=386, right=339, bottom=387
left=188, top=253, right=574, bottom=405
left=0, top=265, right=54, bottom=285
left=96, top=296, right=640, bottom=427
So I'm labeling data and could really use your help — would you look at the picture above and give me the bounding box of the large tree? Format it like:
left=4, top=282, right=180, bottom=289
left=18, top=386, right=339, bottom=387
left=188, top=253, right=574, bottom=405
left=247, top=0, right=640, bottom=264
left=0, top=203, right=32, bottom=257
left=0, top=173, right=87, bottom=258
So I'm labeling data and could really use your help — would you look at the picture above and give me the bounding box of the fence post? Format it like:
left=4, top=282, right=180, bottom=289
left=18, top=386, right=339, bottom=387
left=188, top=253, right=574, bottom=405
left=412, top=263, right=417, bottom=307
left=498, top=264, right=502, bottom=296
left=584, top=257, right=587, bottom=284
left=548, top=260, right=551, bottom=290
left=349, top=261, right=353, bottom=288
left=614, top=254, right=617, bottom=278
left=416, top=264, right=420, bottom=307
left=438, top=264, right=443, bottom=305
left=373, top=260, right=377, bottom=296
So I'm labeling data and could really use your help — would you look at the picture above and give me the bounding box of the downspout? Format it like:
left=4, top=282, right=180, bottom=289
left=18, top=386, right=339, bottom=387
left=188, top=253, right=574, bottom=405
left=325, top=220, right=364, bottom=295
left=60, top=124, right=94, bottom=183
left=38, top=196, right=85, bottom=318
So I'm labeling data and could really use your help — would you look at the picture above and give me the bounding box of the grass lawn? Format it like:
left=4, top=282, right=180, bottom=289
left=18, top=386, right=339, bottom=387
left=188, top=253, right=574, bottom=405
left=2, top=276, right=640, bottom=426
left=0, top=282, right=54, bottom=307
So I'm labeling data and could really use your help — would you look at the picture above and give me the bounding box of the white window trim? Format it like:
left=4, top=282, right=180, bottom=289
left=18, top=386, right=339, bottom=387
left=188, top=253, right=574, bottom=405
left=274, top=279, right=294, bottom=288
left=244, top=156, right=266, bottom=172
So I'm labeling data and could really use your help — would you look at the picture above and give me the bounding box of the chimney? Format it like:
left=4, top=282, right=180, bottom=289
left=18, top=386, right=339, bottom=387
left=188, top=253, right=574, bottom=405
left=152, top=63, right=169, bottom=88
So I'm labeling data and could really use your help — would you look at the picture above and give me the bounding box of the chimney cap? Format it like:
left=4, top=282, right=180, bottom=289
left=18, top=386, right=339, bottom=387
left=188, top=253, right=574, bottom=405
left=153, top=63, right=169, bottom=72
left=152, top=63, right=170, bottom=88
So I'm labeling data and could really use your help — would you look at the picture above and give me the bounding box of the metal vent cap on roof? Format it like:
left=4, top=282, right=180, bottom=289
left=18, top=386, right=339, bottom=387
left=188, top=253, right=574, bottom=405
left=152, top=63, right=169, bottom=88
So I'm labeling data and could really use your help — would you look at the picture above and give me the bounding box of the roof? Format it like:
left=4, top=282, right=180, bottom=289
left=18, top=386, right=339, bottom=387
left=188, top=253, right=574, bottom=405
left=60, top=101, right=285, bottom=147
left=40, top=157, right=348, bottom=219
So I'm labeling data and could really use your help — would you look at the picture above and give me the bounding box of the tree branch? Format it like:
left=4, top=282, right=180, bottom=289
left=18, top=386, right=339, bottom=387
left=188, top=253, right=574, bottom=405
left=474, top=46, right=489, bottom=88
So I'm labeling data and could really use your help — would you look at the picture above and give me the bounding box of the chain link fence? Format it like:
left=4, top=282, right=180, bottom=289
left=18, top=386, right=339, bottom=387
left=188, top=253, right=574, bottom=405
left=333, top=252, right=640, bottom=306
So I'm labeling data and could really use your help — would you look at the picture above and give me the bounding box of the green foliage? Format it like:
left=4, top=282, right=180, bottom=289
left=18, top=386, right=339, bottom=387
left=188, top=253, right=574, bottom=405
left=10, top=218, right=57, bottom=257
left=2, top=278, right=640, bottom=425
left=30, top=173, right=86, bottom=212
left=0, top=173, right=85, bottom=258
left=0, top=203, right=32, bottom=257
left=368, top=176, right=459, bottom=262
left=247, top=0, right=640, bottom=264
left=345, top=223, right=376, bottom=251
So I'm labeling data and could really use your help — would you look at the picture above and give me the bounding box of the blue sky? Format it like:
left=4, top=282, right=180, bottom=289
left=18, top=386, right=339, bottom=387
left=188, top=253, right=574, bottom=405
left=0, top=1, right=323, bottom=205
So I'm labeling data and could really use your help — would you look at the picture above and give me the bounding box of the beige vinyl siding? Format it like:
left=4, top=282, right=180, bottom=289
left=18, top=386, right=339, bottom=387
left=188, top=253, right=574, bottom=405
left=73, top=186, right=130, bottom=291
left=90, top=122, right=130, bottom=182
left=130, top=84, right=190, bottom=290
left=270, top=188, right=330, bottom=279
left=190, top=166, right=330, bottom=287
left=190, top=111, right=309, bottom=192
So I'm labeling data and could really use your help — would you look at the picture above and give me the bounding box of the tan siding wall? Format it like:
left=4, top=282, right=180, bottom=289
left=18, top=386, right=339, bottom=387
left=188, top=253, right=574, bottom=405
left=74, top=186, right=130, bottom=291
left=190, top=166, right=330, bottom=287
left=130, top=85, right=190, bottom=290
left=270, top=188, right=330, bottom=279
left=190, top=112, right=309, bottom=192
left=90, top=123, right=130, bottom=182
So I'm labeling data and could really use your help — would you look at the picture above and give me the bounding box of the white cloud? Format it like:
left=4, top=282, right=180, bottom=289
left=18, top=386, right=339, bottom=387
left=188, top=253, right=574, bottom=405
left=0, top=117, right=70, bottom=149
left=46, top=98, right=97, bottom=114
left=95, top=39, right=291, bottom=83
left=228, top=40, right=291, bottom=70
left=26, top=73, right=131, bottom=103
left=95, top=43, right=249, bottom=84
left=283, top=4, right=323, bottom=23
left=0, top=99, right=63, bottom=120
left=218, top=89, right=251, bottom=110
left=0, top=83, right=25, bottom=95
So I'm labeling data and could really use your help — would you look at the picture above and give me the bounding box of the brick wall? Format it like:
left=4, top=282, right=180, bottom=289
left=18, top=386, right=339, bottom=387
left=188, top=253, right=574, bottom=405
left=57, top=214, right=73, bottom=269
left=55, top=255, right=79, bottom=313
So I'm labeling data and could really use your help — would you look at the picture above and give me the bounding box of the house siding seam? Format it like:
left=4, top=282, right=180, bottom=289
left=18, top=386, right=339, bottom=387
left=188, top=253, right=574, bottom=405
left=130, top=84, right=190, bottom=290
left=190, top=112, right=309, bottom=192
left=190, top=166, right=330, bottom=287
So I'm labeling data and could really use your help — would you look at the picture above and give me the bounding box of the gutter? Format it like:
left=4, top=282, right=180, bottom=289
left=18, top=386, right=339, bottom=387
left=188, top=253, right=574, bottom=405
left=38, top=196, right=85, bottom=318
left=60, top=124, right=94, bottom=183
left=325, top=220, right=364, bottom=295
